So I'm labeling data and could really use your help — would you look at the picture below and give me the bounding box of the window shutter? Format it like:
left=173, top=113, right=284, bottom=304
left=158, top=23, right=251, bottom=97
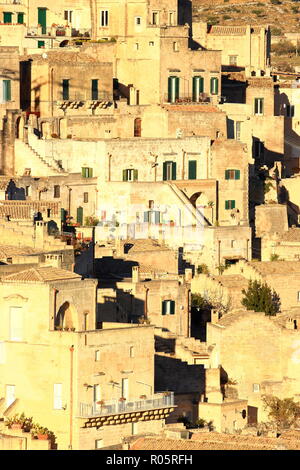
left=155, top=211, right=160, bottom=224
left=3, top=80, right=11, bottom=101
left=91, top=79, right=98, bottom=100
left=162, top=301, right=166, bottom=315
left=188, top=160, right=197, bottom=180
left=62, top=79, right=69, bottom=100
left=170, top=300, right=175, bottom=315
left=232, top=200, right=236, bottom=209
left=163, top=162, right=167, bottom=181
left=225, top=170, right=229, bottom=180
left=133, top=169, right=138, bottom=181
left=192, top=77, right=197, bottom=101
left=172, top=161, right=177, bottom=180
left=168, top=77, right=172, bottom=103
left=175, top=77, right=180, bottom=99
left=88, top=168, right=93, bottom=178
left=77, top=206, right=83, bottom=225
left=60, top=208, right=66, bottom=222
left=211, top=77, right=218, bottom=95
left=225, top=200, right=229, bottom=210
left=144, top=211, right=149, bottom=222
left=17, top=13, right=24, bottom=24
left=123, top=169, right=127, bottom=181
left=235, top=170, right=240, bottom=180
left=4, top=12, right=12, bottom=23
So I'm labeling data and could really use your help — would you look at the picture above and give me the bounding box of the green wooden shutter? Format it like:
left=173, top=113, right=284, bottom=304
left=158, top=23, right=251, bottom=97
left=254, top=98, right=259, bottom=114
left=162, top=301, right=166, bottom=315
left=88, top=168, right=93, bottom=178
left=225, top=200, right=229, bottom=210
left=175, top=77, right=180, bottom=100
left=172, top=162, right=177, bottom=180
left=133, top=169, right=138, bottom=181
left=170, top=300, right=175, bottom=315
left=62, top=79, right=69, bottom=100
left=144, top=211, right=149, bottom=222
left=225, top=170, right=229, bottom=180
left=91, top=79, right=98, bottom=100
left=61, top=208, right=66, bottom=222
left=17, top=13, right=24, bottom=24
left=155, top=211, right=160, bottom=224
left=81, top=167, right=86, bottom=177
left=76, top=206, right=83, bottom=225
left=163, top=162, right=167, bottom=181
left=168, top=77, right=172, bottom=103
left=123, top=170, right=127, bottom=181
left=188, top=161, right=197, bottom=180
left=210, top=77, right=219, bottom=95
left=38, top=41, right=45, bottom=48
left=232, top=200, right=236, bottom=209
left=38, top=7, right=47, bottom=34
left=3, top=80, right=11, bottom=102
left=235, top=170, right=240, bottom=180
left=3, top=12, right=12, bottom=23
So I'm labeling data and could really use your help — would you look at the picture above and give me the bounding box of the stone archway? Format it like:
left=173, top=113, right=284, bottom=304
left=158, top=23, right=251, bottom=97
left=190, top=192, right=213, bottom=224
left=55, top=301, right=78, bottom=330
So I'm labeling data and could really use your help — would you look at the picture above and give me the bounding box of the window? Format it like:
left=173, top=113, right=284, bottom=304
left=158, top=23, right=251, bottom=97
left=6, top=385, right=15, bottom=408
left=149, top=200, right=154, bottom=209
left=47, top=208, right=51, bottom=218
left=210, top=77, right=219, bottom=95
left=162, top=300, right=175, bottom=315
left=123, top=169, right=138, bottom=181
left=134, top=118, right=141, bottom=137
left=54, top=185, right=60, bottom=198
left=254, top=98, right=264, bottom=115
left=188, top=160, right=197, bottom=180
left=254, top=140, right=264, bottom=158
left=225, top=169, right=240, bottom=180
left=134, top=43, right=139, bottom=50
left=83, top=192, right=89, bottom=203
left=3, top=80, right=11, bottom=102
left=169, top=11, right=175, bottom=25
left=129, top=346, right=134, bottom=358
left=38, top=41, right=45, bottom=49
left=286, top=105, right=295, bottom=117
left=192, top=76, right=204, bottom=102
left=168, top=76, right=179, bottom=103
left=95, top=439, right=103, bottom=449
left=17, top=13, right=24, bottom=24
left=91, top=79, right=98, bottom=100
left=173, top=41, right=178, bottom=52
left=100, top=10, right=109, bottom=27
left=225, top=200, right=235, bottom=210
left=297, top=291, right=300, bottom=302
left=231, top=240, right=236, bottom=248
left=9, top=307, right=23, bottom=341
left=25, top=186, right=31, bottom=197
left=152, top=11, right=159, bottom=25
left=82, top=167, right=93, bottom=178
left=229, top=55, right=238, bottom=66
left=3, top=12, right=12, bottom=24
left=163, top=161, right=176, bottom=180
left=144, top=210, right=160, bottom=224
left=53, top=383, right=63, bottom=409
left=94, top=384, right=101, bottom=403
left=253, top=384, right=260, bottom=393
left=62, top=79, right=69, bottom=100
left=135, top=16, right=141, bottom=25
left=64, top=10, right=73, bottom=23
left=235, top=121, right=241, bottom=140
left=95, top=350, right=100, bottom=361
left=121, top=378, right=129, bottom=399
left=149, top=41, right=154, bottom=46
left=131, top=422, right=138, bottom=435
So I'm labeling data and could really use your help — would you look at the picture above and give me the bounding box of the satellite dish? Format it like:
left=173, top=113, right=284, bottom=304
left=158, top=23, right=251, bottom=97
left=42, top=52, right=48, bottom=59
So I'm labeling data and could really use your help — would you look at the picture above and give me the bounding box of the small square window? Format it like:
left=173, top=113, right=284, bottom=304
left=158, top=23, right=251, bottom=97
left=149, top=41, right=154, bottom=46
left=253, top=383, right=260, bottom=393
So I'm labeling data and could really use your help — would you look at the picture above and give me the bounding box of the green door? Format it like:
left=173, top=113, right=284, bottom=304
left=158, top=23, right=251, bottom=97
left=3, top=12, right=12, bottom=23
left=77, top=207, right=83, bottom=225
left=38, top=8, right=47, bottom=34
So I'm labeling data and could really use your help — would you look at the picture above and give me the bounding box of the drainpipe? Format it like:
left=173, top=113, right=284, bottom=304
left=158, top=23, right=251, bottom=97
left=50, top=67, right=54, bottom=118
left=144, top=286, right=149, bottom=320
left=69, top=345, right=74, bottom=450
left=53, top=288, right=58, bottom=327
left=182, top=150, right=185, bottom=180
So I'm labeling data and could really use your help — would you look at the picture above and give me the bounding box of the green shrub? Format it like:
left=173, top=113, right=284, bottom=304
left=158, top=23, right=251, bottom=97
left=252, top=8, right=263, bottom=14
left=272, top=40, right=296, bottom=55
left=271, top=26, right=282, bottom=36
left=270, top=0, right=282, bottom=4
left=223, top=14, right=231, bottom=19
left=206, top=16, right=219, bottom=25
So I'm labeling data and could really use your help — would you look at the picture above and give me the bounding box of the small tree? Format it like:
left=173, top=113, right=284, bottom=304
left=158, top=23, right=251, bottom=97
left=262, top=395, right=300, bottom=432
left=241, top=279, right=280, bottom=316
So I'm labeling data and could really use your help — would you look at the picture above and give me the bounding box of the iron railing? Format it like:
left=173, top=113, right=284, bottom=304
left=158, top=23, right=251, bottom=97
left=79, top=392, right=174, bottom=418
left=164, top=93, right=211, bottom=104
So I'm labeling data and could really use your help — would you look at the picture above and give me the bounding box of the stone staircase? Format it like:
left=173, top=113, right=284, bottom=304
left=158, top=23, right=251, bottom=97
left=155, top=327, right=210, bottom=366
left=168, top=182, right=209, bottom=227
left=15, top=140, right=65, bottom=177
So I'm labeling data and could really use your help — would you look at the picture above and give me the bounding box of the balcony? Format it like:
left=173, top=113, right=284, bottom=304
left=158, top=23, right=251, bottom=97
left=79, top=392, right=174, bottom=418
left=164, top=93, right=211, bottom=105
left=26, top=26, right=91, bottom=39
left=78, top=392, right=175, bottom=428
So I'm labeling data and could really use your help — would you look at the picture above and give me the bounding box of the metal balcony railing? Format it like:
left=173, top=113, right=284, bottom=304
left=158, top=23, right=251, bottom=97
left=79, top=392, right=174, bottom=418
left=164, top=93, right=211, bottom=104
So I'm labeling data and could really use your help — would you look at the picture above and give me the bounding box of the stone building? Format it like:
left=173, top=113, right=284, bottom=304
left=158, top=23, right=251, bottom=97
left=0, top=265, right=175, bottom=449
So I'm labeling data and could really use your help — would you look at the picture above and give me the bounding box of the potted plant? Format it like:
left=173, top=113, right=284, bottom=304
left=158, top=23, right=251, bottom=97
left=22, top=416, right=33, bottom=432
left=6, top=413, right=26, bottom=430
left=32, top=425, right=49, bottom=440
